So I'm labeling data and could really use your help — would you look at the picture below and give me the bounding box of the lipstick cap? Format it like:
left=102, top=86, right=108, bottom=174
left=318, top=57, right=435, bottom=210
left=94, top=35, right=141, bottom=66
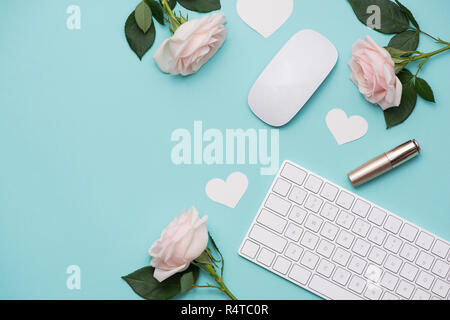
left=386, top=139, right=421, bottom=167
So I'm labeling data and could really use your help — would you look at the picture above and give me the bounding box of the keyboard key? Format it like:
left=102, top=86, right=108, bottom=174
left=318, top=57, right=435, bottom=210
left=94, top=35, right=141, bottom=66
left=336, top=230, right=355, bottom=249
left=304, top=194, right=323, bottom=213
left=368, top=227, right=387, bottom=246
left=416, top=271, right=434, bottom=289
left=300, top=251, right=319, bottom=269
left=348, top=256, right=366, bottom=274
left=288, top=264, right=311, bottom=285
left=317, top=260, right=335, bottom=278
left=304, top=175, right=323, bottom=193
left=400, top=243, right=419, bottom=262
left=288, top=206, right=307, bottom=225
left=384, top=235, right=403, bottom=254
left=320, top=222, right=339, bottom=241
left=368, top=247, right=386, bottom=265
left=396, top=280, right=415, bottom=299
left=285, top=223, right=303, bottom=242
left=431, top=279, right=450, bottom=298
left=284, top=242, right=303, bottom=261
left=249, top=225, right=287, bottom=253
left=384, top=255, right=403, bottom=273
left=382, top=292, right=399, bottom=300
left=265, top=193, right=291, bottom=216
left=317, top=239, right=335, bottom=258
left=241, top=240, right=259, bottom=259
left=288, top=186, right=307, bottom=205
left=280, top=163, right=306, bottom=185
left=257, top=209, right=287, bottom=233
left=431, top=240, right=449, bottom=259
left=300, top=231, right=319, bottom=250
left=416, top=232, right=434, bottom=250
left=352, top=238, right=371, bottom=257
left=412, top=288, right=431, bottom=300
left=352, top=219, right=371, bottom=237
left=336, top=211, right=354, bottom=229
left=364, top=283, right=382, bottom=300
left=416, top=251, right=434, bottom=270
left=309, top=275, right=362, bottom=300
left=304, top=214, right=323, bottom=232
left=257, top=248, right=276, bottom=267
left=332, top=248, right=351, bottom=266
left=320, top=183, right=338, bottom=202
left=332, top=267, right=351, bottom=286
left=351, top=199, right=370, bottom=218
left=383, top=215, right=402, bottom=234
left=273, top=256, right=291, bottom=274
left=368, top=207, right=386, bottom=226
left=431, top=260, right=449, bottom=278
left=348, top=275, right=366, bottom=294
left=400, top=262, right=418, bottom=281
left=336, top=191, right=354, bottom=210
left=399, top=223, right=418, bottom=242
left=320, top=203, right=339, bottom=221
left=380, top=272, right=399, bottom=290
left=272, top=178, right=291, bottom=196
left=364, top=264, right=382, bottom=282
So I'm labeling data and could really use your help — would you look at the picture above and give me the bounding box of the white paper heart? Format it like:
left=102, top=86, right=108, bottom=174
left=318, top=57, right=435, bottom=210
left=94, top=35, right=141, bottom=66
left=205, top=172, right=248, bottom=208
left=326, top=109, right=368, bottom=145
left=236, top=0, right=294, bottom=38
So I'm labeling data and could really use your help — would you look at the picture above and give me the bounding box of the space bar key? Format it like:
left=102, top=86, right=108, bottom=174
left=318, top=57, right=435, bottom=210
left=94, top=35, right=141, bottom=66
left=309, top=275, right=363, bottom=300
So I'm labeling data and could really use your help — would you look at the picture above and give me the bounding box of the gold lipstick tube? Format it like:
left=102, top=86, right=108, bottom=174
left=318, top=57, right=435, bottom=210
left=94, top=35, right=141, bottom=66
left=348, top=140, right=421, bottom=187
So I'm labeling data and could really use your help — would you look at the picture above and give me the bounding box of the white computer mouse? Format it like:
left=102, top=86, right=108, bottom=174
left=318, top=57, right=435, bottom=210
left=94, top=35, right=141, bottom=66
left=248, top=29, right=338, bottom=127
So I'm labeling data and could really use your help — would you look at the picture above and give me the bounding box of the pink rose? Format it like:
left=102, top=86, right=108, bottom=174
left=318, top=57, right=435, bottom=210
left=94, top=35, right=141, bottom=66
left=349, top=35, right=402, bottom=110
left=153, top=13, right=227, bottom=76
left=149, top=207, right=208, bottom=282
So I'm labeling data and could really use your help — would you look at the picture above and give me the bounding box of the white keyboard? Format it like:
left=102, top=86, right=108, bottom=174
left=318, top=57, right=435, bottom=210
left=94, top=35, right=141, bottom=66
left=239, top=160, right=450, bottom=300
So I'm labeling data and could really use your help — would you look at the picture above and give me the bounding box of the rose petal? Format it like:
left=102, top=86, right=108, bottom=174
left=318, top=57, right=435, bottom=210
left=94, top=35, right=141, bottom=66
left=153, top=13, right=227, bottom=76
left=348, top=35, right=402, bottom=110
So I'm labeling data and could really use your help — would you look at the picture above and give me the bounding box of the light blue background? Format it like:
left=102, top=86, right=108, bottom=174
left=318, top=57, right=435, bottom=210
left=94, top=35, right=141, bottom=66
left=0, top=0, right=449, bottom=299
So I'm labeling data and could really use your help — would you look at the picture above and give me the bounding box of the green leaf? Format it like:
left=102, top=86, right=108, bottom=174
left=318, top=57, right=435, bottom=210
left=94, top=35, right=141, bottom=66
left=415, top=77, right=435, bottom=102
left=122, top=266, right=180, bottom=300
left=194, top=250, right=213, bottom=264
left=347, top=0, right=409, bottom=34
left=394, top=60, right=409, bottom=74
left=395, top=0, right=419, bottom=29
left=388, top=30, right=419, bottom=53
left=160, top=0, right=177, bottom=10
left=385, top=47, right=411, bottom=74
left=177, top=0, right=221, bottom=13
left=145, top=0, right=165, bottom=25
left=122, top=264, right=200, bottom=300
left=208, top=232, right=221, bottom=256
left=125, top=11, right=156, bottom=60
left=385, top=46, right=411, bottom=58
left=180, top=267, right=199, bottom=294
left=384, top=81, right=417, bottom=128
left=135, top=1, right=153, bottom=33
left=397, top=68, right=413, bottom=84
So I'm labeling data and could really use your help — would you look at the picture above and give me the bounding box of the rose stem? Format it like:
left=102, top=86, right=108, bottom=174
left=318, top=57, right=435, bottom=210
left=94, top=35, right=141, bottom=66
left=204, top=264, right=237, bottom=300
left=408, top=44, right=450, bottom=77
left=410, top=26, right=444, bottom=43
left=160, top=0, right=179, bottom=24
left=414, top=57, right=429, bottom=78
left=411, top=44, right=450, bottom=62
left=418, top=29, right=439, bottom=42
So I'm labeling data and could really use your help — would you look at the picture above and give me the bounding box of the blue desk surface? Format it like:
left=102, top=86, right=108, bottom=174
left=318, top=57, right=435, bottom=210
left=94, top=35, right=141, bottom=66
left=1, top=0, right=449, bottom=299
